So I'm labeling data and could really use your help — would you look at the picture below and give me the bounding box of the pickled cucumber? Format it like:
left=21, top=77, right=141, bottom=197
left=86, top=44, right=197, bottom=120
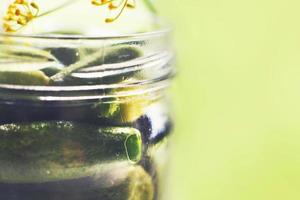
left=0, top=71, right=50, bottom=85
left=0, top=164, right=154, bottom=200
left=0, top=121, right=142, bottom=182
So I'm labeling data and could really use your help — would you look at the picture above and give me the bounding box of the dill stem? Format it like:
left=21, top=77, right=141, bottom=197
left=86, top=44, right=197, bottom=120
left=38, top=0, right=80, bottom=18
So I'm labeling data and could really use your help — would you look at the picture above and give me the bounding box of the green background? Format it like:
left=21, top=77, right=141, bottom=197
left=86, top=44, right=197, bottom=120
left=158, top=1, right=300, bottom=200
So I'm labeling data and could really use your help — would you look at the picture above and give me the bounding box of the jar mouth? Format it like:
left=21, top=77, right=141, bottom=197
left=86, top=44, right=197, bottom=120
left=0, top=26, right=174, bottom=101
left=0, top=25, right=172, bottom=41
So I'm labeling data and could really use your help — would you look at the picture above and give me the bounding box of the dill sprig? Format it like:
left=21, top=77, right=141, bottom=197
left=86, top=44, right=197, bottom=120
left=2, top=0, right=77, bottom=33
left=91, top=0, right=137, bottom=23
left=3, top=0, right=39, bottom=32
left=91, top=0, right=156, bottom=23
left=2, top=0, right=157, bottom=32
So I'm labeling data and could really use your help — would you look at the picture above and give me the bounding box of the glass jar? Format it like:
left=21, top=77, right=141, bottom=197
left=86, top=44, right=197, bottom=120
left=0, top=29, right=174, bottom=200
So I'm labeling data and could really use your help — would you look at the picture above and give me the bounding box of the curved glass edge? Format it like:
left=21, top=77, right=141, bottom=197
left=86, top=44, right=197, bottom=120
left=0, top=23, right=172, bottom=41
left=0, top=22, right=175, bottom=101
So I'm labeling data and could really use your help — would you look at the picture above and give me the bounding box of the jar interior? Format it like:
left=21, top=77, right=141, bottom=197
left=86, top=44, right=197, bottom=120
left=0, top=32, right=174, bottom=200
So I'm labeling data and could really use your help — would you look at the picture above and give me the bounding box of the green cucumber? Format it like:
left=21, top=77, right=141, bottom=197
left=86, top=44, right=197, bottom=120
left=0, top=44, right=57, bottom=62
left=1, top=164, right=154, bottom=200
left=0, top=121, right=142, bottom=182
left=0, top=71, right=50, bottom=85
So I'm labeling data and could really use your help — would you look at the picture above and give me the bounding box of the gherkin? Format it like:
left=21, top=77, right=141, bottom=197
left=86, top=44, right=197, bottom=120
left=0, top=164, right=154, bottom=200
left=0, top=121, right=142, bottom=182
left=0, top=71, right=50, bottom=85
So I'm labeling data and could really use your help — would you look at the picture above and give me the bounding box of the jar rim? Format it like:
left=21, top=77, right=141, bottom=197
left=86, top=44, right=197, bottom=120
left=0, top=25, right=172, bottom=41
left=0, top=24, right=174, bottom=101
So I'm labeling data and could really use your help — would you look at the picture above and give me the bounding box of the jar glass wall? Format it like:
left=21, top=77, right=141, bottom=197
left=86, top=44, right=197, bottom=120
left=0, top=29, right=174, bottom=200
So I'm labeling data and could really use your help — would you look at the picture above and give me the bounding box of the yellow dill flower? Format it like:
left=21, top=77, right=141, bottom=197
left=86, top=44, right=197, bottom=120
left=3, top=0, right=39, bottom=32
left=91, top=0, right=136, bottom=23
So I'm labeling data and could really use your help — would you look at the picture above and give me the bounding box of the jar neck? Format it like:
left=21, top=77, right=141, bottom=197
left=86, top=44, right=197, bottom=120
left=0, top=30, right=174, bottom=102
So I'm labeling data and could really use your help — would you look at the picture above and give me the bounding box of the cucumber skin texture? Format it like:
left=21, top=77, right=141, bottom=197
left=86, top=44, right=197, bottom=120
left=0, top=71, right=50, bottom=85
left=0, top=121, right=142, bottom=182
left=0, top=166, right=154, bottom=200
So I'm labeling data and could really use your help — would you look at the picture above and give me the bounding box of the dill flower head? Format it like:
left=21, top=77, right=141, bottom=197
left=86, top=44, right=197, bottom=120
left=91, top=0, right=136, bottom=23
left=3, top=0, right=39, bottom=32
